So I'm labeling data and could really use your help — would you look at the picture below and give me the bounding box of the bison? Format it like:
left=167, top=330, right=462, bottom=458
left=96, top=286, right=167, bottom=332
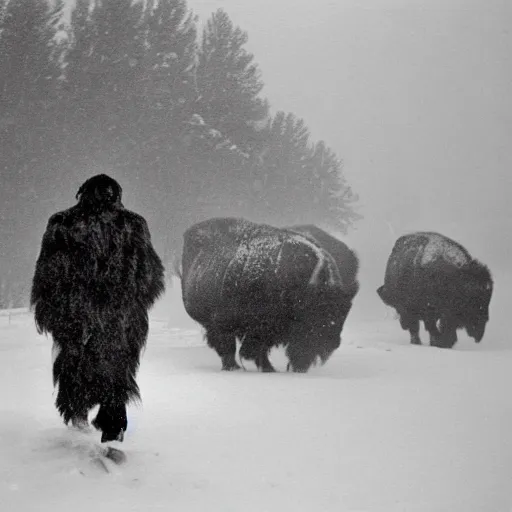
left=377, top=231, right=493, bottom=348
left=30, top=174, right=165, bottom=442
left=180, top=217, right=355, bottom=373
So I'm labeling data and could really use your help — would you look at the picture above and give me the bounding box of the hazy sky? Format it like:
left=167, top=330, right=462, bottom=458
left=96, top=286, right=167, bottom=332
left=188, top=0, right=511, bottom=270
left=61, top=0, right=511, bottom=264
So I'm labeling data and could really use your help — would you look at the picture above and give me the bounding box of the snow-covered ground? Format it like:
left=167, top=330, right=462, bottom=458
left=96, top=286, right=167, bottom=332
left=1, top=284, right=511, bottom=512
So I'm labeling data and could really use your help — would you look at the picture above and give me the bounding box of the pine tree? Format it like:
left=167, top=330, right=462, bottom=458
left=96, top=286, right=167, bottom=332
left=142, top=0, right=197, bottom=120
left=159, top=7, right=271, bottom=254
left=252, top=111, right=361, bottom=232
left=195, top=8, right=269, bottom=153
left=306, top=141, right=361, bottom=233
left=63, top=0, right=147, bottom=167
left=66, top=0, right=146, bottom=104
left=0, top=0, right=64, bottom=115
left=117, top=0, right=200, bottom=263
left=248, top=112, right=310, bottom=223
left=129, top=0, right=197, bottom=180
left=0, top=0, right=66, bottom=306
left=0, top=0, right=65, bottom=170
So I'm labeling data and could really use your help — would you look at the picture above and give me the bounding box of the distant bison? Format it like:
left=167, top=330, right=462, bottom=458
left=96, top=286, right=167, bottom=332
left=31, top=174, right=165, bottom=442
left=287, top=225, right=359, bottom=302
left=377, top=232, right=493, bottom=348
left=180, top=217, right=355, bottom=372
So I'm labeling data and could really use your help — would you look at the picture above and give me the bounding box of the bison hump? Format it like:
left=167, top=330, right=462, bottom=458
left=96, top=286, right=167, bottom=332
left=219, top=231, right=341, bottom=296
left=414, top=232, right=470, bottom=267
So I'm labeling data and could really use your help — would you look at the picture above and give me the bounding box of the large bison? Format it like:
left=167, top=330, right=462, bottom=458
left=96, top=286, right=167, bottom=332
left=180, top=217, right=355, bottom=373
left=30, top=174, right=165, bottom=443
left=377, top=231, right=493, bottom=348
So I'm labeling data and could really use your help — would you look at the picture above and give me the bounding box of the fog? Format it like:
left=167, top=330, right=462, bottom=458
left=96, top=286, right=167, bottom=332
left=9, top=0, right=511, bottom=336
left=160, top=0, right=510, bottom=336
left=188, top=0, right=511, bottom=243
left=2, top=2, right=511, bottom=506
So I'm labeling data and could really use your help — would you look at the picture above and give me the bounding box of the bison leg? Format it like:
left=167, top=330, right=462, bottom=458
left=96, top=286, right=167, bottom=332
left=424, top=316, right=442, bottom=347
left=205, top=327, right=240, bottom=371
left=399, top=310, right=421, bottom=345
left=285, top=333, right=318, bottom=373
left=286, top=347, right=317, bottom=373
left=437, top=317, right=458, bottom=349
left=239, top=335, right=275, bottom=372
left=92, top=401, right=128, bottom=443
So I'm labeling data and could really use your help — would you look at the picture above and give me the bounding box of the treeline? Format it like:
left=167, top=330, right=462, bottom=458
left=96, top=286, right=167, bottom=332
left=0, top=0, right=361, bottom=307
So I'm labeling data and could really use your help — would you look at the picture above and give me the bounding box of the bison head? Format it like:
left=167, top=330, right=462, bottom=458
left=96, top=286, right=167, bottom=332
left=459, top=261, right=493, bottom=343
left=285, top=287, right=352, bottom=372
left=463, top=289, right=493, bottom=343
left=376, top=285, right=395, bottom=307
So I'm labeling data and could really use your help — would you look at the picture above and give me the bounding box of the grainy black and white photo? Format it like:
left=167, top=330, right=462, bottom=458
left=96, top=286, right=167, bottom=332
left=0, top=0, right=510, bottom=510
